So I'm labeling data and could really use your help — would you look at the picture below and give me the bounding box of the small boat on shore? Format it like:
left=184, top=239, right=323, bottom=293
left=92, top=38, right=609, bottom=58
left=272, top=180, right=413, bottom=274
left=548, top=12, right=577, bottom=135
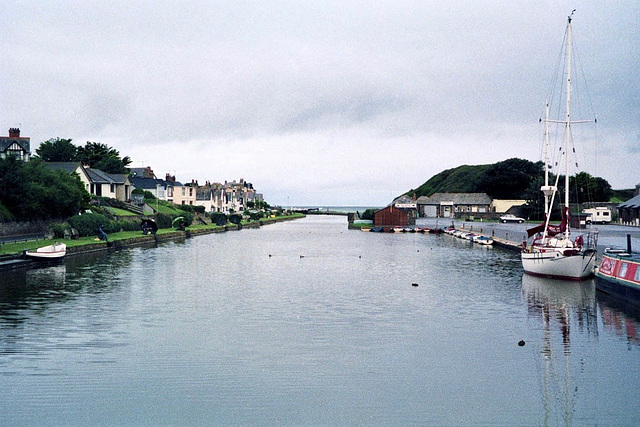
left=474, top=235, right=494, bottom=246
left=24, top=242, right=67, bottom=260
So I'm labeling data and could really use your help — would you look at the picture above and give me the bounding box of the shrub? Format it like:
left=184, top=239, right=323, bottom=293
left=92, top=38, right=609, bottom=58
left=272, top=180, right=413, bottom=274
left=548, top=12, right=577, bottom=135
left=156, top=213, right=172, bottom=229
left=179, top=212, right=194, bottom=227
left=49, top=223, right=69, bottom=238
left=248, top=211, right=264, bottom=221
left=209, top=212, right=227, bottom=226
left=361, top=209, right=376, bottom=221
left=68, top=212, right=111, bottom=237
left=170, top=212, right=194, bottom=228
left=0, top=203, right=14, bottom=222
left=105, top=219, right=140, bottom=233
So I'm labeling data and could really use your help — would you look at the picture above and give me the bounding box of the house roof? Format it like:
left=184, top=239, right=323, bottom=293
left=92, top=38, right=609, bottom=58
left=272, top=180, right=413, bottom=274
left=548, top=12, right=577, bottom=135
left=0, top=137, right=30, bottom=153
left=44, top=162, right=84, bottom=174
left=86, top=168, right=130, bottom=185
left=619, top=195, right=640, bottom=209
left=417, top=192, right=492, bottom=205
left=130, top=176, right=166, bottom=190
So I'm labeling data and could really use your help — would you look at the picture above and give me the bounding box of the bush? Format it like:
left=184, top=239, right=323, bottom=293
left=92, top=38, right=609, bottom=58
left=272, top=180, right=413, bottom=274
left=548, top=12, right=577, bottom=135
left=247, top=211, right=264, bottom=221
left=104, top=219, right=140, bottom=233
left=361, top=209, right=376, bottom=221
left=156, top=213, right=173, bottom=229
left=170, top=212, right=194, bottom=228
left=179, top=212, right=194, bottom=227
left=49, top=223, right=69, bottom=238
left=176, top=204, right=205, bottom=215
left=0, top=203, right=14, bottom=222
left=68, top=212, right=111, bottom=237
left=209, top=212, right=227, bottom=226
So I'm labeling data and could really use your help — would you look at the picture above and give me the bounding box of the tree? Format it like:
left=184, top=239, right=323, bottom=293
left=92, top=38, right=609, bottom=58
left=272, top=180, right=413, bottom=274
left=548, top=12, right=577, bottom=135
left=479, top=158, right=544, bottom=199
left=569, top=172, right=613, bottom=203
left=34, top=138, right=78, bottom=162
left=0, top=158, right=89, bottom=221
left=75, top=141, right=131, bottom=174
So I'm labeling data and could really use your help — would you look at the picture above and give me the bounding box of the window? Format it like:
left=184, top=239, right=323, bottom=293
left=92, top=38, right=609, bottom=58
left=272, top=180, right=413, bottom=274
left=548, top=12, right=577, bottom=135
left=635, top=266, right=640, bottom=282
left=619, top=262, right=628, bottom=278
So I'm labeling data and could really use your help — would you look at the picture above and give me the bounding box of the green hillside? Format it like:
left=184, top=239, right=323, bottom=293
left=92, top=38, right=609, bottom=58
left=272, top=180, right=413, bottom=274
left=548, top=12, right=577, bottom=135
left=407, top=158, right=544, bottom=200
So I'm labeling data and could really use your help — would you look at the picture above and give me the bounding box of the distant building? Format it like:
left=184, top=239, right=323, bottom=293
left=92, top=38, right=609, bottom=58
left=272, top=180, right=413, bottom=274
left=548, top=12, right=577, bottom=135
left=491, top=199, right=527, bottom=214
left=618, top=183, right=640, bottom=226
left=374, top=205, right=416, bottom=227
left=416, top=193, right=492, bottom=218
left=195, top=178, right=260, bottom=214
left=0, top=128, right=30, bottom=161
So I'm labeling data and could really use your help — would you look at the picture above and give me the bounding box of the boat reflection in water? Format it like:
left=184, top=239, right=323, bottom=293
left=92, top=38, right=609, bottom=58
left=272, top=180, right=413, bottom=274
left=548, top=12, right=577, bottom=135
left=596, top=290, right=640, bottom=348
left=522, top=274, right=597, bottom=426
left=522, top=274, right=598, bottom=355
left=522, top=274, right=640, bottom=425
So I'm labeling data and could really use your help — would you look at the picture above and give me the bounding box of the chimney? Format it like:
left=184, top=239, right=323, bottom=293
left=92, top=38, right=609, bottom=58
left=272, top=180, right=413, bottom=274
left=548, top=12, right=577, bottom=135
left=9, top=128, right=20, bottom=138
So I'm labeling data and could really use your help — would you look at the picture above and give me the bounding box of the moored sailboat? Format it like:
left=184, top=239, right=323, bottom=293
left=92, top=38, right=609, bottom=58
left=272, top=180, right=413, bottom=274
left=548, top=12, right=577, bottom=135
left=521, top=12, right=598, bottom=280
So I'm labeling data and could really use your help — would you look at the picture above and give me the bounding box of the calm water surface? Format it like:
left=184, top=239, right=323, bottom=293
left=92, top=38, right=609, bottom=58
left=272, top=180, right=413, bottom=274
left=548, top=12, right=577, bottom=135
left=1, top=215, right=639, bottom=425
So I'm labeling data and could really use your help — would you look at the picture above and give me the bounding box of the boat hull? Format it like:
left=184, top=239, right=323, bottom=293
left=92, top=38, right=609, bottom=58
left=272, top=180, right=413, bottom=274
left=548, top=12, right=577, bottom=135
left=595, top=253, right=640, bottom=303
left=521, top=250, right=596, bottom=280
left=24, top=243, right=67, bottom=260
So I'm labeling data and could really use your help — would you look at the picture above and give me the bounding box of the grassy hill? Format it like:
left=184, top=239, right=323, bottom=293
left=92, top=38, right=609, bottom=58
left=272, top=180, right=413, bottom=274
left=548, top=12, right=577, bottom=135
left=407, top=158, right=543, bottom=200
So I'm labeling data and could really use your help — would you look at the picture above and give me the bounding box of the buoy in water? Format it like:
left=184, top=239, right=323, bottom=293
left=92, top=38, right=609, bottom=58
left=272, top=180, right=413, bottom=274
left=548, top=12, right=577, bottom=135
left=412, top=283, right=419, bottom=287
left=518, top=340, right=525, bottom=347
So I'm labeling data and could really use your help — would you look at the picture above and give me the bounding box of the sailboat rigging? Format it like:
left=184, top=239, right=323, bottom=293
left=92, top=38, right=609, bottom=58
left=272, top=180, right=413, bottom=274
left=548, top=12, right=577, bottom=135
left=521, top=12, right=598, bottom=280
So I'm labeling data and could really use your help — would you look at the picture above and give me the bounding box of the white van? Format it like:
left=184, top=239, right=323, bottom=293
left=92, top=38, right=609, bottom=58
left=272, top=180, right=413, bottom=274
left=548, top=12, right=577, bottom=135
left=582, top=207, right=612, bottom=224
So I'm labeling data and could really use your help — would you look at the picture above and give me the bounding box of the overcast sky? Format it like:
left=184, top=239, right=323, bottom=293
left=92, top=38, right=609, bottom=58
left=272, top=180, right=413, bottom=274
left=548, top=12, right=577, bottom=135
left=2, top=1, right=638, bottom=206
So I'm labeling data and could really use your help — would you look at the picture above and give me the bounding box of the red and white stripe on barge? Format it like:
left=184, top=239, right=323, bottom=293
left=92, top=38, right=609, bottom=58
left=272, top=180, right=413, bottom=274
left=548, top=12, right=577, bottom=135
left=595, top=249, right=640, bottom=303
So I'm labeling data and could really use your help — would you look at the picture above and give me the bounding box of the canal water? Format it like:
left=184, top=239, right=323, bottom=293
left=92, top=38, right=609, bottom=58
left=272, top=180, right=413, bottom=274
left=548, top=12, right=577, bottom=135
left=1, top=215, right=639, bottom=425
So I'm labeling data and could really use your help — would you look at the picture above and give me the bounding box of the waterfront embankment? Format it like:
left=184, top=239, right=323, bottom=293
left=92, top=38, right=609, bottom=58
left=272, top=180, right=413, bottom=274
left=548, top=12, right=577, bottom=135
left=0, top=214, right=304, bottom=271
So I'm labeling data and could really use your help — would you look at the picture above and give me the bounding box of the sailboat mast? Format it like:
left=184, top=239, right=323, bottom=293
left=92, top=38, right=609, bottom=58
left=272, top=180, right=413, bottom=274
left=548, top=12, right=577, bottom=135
left=544, top=101, right=550, bottom=216
left=563, top=13, right=574, bottom=239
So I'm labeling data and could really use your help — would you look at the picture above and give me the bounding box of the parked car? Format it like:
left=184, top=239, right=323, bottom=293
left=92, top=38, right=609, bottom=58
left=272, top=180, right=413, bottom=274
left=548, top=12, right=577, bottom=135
left=499, top=214, right=525, bottom=223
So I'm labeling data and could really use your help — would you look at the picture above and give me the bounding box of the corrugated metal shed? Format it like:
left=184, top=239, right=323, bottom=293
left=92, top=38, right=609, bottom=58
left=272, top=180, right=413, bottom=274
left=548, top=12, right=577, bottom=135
left=374, top=206, right=414, bottom=227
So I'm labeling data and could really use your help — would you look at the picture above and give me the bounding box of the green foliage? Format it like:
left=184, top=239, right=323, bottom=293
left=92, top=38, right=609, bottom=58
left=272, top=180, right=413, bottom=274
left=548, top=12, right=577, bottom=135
left=156, top=213, right=173, bottom=229
left=142, top=190, right=156, bottom=200
left=569, top=172, right=613, bottom=203
left=228, top=214, right=242, bottom=225
left=0, top=157, right=89, bottom=221
left=611, top=188, right=635, bottom=202
left=176, top=204, right=205, bottom=215
left=68, top=213, right=111, bottom=237
left=35, top=138, right=77, bottom=161
left=75, top=141, right=131, bottom=174
left=412, top=164, right=492, bottom=197
left=479, top=159, right=544, bottom=199
left=175, top=212, right=194, bottom=227
left=0, top=202, right=14, bottom=221
left=360, top=209, right=376, bottom=221
left=209, top=212, right=228, bottom=226
left=106, top=219, right=140, bottom=233
left=49, top=223, right=69, bottom=238
left=247, top=211, right=264, bottom=221
left=408, top=157, right=615, bottom=203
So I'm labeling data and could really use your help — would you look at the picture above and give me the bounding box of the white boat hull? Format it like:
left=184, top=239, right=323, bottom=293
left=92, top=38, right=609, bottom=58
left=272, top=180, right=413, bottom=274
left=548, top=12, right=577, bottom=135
left=24, top=243, right=67, bottom=260
left=521, top=250, right=595, bottom=280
